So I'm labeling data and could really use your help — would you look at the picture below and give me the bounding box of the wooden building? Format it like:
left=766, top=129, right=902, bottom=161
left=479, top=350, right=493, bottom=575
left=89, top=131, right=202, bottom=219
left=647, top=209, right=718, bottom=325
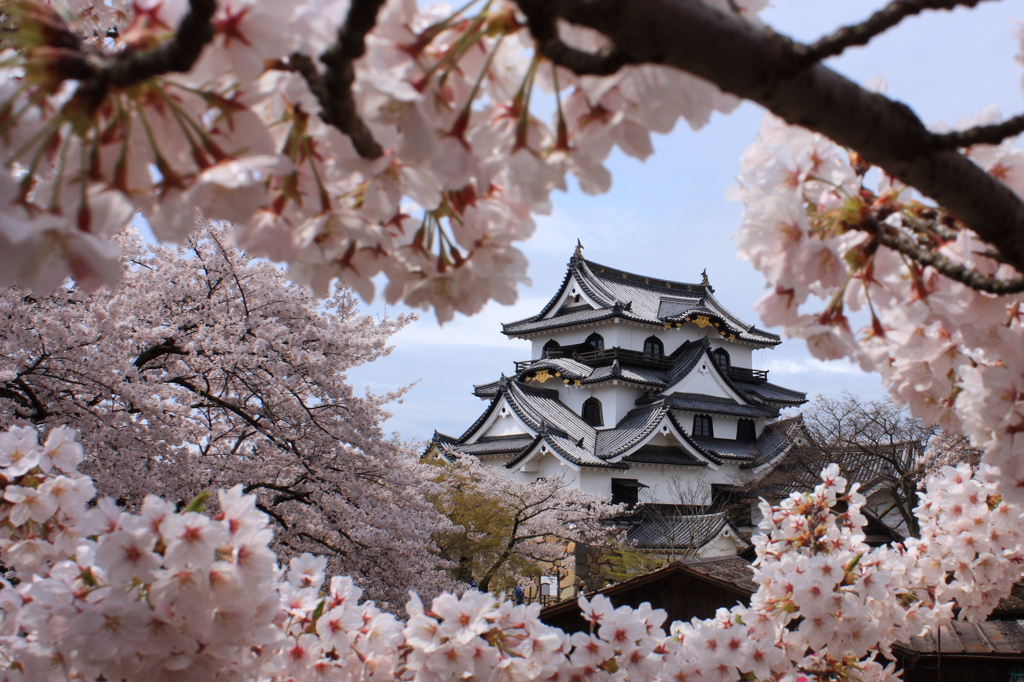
left=540, top=555, right=755, bottom=634
left=893, top=620, right=1024, bottom=682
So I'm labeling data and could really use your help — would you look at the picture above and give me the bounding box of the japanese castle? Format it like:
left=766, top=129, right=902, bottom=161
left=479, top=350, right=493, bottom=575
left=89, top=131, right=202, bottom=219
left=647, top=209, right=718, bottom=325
left=432, top=248, right=808, bottom=557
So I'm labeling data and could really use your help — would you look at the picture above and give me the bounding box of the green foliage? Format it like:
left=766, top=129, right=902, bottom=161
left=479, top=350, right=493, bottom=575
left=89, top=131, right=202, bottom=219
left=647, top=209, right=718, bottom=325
left=602, top=540, right=667, bottom=584
left=425, top=455, right=556, bottom=593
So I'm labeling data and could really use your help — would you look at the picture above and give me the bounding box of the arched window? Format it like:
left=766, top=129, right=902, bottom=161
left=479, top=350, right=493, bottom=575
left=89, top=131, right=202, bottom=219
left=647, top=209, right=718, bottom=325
left=643, top=336, right=664, bottom=357
left=712, top=348, right=731, bottom=369
left=542, top=339, right=560, bottom=358
left=737, top=418, right=756, bottom=442
left=692, top=414, right=713, bottom=437
left=582, top=397, right=604, bottom=427
left=585, top=333, right=604, bottom=351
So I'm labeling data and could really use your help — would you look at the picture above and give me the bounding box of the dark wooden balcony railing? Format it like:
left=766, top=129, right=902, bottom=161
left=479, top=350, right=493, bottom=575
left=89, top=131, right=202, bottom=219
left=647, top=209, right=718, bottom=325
left=514, top=346, right=769, bottom=382
left=721, top=366, right=768, bottom=383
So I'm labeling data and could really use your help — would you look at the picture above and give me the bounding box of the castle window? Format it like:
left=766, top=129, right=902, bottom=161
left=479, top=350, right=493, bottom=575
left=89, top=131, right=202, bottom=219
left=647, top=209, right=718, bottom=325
left=543, top=340, right=560, bottom=358
left=737, top=418, right=756, bottom=442
left=712, top=348, right=730, bottom=369
left=585, top=333, right=604, bottom=351
left=582, top=397, right=603, bottom=427
left=611, top=479, right=646, bottom=508
left=643, top=336, right=664, bottom=357
left=693, top=414, right=713, bottom=437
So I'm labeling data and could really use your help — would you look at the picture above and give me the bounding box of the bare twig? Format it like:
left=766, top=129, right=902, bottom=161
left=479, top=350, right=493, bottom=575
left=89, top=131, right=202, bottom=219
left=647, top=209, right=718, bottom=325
left=796, top=0, right=988, bottom=65
left=929, top=113, right=1024, bottom=149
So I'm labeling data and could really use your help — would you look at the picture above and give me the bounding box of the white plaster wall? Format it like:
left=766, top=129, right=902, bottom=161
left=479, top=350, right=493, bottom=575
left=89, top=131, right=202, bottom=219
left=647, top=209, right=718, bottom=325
left=573, top=460, right=753, bottom=504
left=558, top=383, right=645, bottom=427
left=480, top=413, right=530, bottom=438
left=699, top=530, right=747, bottom=558
left=666, top=362, right=740, bottom=400
left=673, top=412, right=739, bottom=440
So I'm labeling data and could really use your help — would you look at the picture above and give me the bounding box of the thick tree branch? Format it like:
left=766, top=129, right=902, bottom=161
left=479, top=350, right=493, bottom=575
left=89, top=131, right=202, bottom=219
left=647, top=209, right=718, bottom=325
left=518, top=4, right=635, bottom=76
left=796, top=0, right=988, bottom=66
left=134, top=338, right=187, bottom=369
left=523, top=0, right=1024, bottom=278
left=311, top=0, right=387, bottom=159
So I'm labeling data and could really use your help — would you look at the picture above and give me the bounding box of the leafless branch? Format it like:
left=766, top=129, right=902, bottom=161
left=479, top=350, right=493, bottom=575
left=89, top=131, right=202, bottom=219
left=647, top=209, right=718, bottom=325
left=929, top=113, right=1024, bottom=149
left=796, top=0, right=988, bottom=66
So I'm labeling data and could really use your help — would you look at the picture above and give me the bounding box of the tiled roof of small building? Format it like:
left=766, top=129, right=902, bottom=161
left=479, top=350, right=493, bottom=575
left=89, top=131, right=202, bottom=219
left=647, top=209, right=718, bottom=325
left=625, top=511, right=747, bottom=551
left=503, top=255, right=780, bottom=345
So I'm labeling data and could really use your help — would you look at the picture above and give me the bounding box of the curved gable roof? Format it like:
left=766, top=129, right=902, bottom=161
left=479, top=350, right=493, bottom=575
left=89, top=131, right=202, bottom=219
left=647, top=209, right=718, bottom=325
left=503, top=253, right=780, bottom=345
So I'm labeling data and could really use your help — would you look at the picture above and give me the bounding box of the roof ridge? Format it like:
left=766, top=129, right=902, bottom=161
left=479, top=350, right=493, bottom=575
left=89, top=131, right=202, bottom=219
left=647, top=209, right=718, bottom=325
left=583, top=257, right=706, bottom=295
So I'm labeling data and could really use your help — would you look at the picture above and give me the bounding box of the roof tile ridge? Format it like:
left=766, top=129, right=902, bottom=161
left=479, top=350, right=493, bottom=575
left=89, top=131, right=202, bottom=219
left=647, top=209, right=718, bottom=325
left=502, top=434, right=545, bottom=470
left=573, top=258, right=620, bottom=308
left=455, top=390, right=506, bottom=444
left=605, top=405, right=673, bottom=461
left=508, top=378, right=597, bottom=439
left=584, top=258, right=704, bottom=294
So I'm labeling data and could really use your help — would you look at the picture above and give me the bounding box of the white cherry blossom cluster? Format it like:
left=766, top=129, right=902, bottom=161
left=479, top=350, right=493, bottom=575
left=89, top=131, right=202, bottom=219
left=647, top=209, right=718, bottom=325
left=732, top=110, right=1024, bottom=506
left=3, top=426, right=1022, bottom=682
left=0, top=0, right=761, bottom=321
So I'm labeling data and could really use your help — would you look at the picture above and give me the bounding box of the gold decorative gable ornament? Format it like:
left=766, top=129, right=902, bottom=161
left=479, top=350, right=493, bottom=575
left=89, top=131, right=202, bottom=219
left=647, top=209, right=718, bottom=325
left=528, top=370, right=553, bottom=383
left=693, top=315, right=713, bottom=328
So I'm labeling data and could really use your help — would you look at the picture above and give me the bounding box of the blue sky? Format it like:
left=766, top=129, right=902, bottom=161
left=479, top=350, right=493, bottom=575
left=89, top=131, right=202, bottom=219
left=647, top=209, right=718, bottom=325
left=346, top=0, right=1024, bottom=445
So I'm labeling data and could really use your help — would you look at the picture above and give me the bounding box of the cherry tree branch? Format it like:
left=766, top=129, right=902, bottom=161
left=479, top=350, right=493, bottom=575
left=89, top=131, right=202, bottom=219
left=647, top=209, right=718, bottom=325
left=518, top=0, right=1024, bottom=278
left=100, top=0, right=216, bottom=88
left=930, top=113, right=1024, bottom=149
left=312, top=0, right=387, bottom=159
left=795, top=0, right=989, bottom=66
left=857, top=217, right=1024, bottom=294
left=518, top=4, right=636, bottom=75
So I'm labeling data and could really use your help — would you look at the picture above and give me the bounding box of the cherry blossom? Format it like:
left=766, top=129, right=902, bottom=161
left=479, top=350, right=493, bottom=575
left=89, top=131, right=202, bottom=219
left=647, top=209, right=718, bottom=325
left=0, top=423, right=1018, bottom=682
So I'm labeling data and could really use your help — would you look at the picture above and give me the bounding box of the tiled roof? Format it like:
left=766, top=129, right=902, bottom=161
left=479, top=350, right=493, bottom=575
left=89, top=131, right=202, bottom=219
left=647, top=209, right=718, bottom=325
left=584, top=363, right=668, bottom=387
left=690, top=436, right=760, bottom=460
left=896, top=619, right=1024, bottom=656
left=455, top=435, right=536, bottom=456
left=472, top=379, right=502, bottom=398
left=502, top=255, right=780, bottom=344
left=742, top=417, right=804, bottom=470
left=626, top=511, right=743, bottom=550
left=665, top=338, right=710, bottom=385
left=623, top=445, right=707, bottom=466
left=664, top=393, right=779, bottom=419
left=732, top=380, right=807, bottom=406
left=519, top=358, right=594, bottom=380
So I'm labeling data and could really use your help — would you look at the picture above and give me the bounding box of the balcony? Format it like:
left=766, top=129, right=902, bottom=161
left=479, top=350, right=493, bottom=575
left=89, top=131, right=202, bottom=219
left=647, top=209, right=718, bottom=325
left=514, top=347, right=671, bottom=373
left=721, top=366, right=768, bottom=383
left=514, top=346, right=769, bottom=382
